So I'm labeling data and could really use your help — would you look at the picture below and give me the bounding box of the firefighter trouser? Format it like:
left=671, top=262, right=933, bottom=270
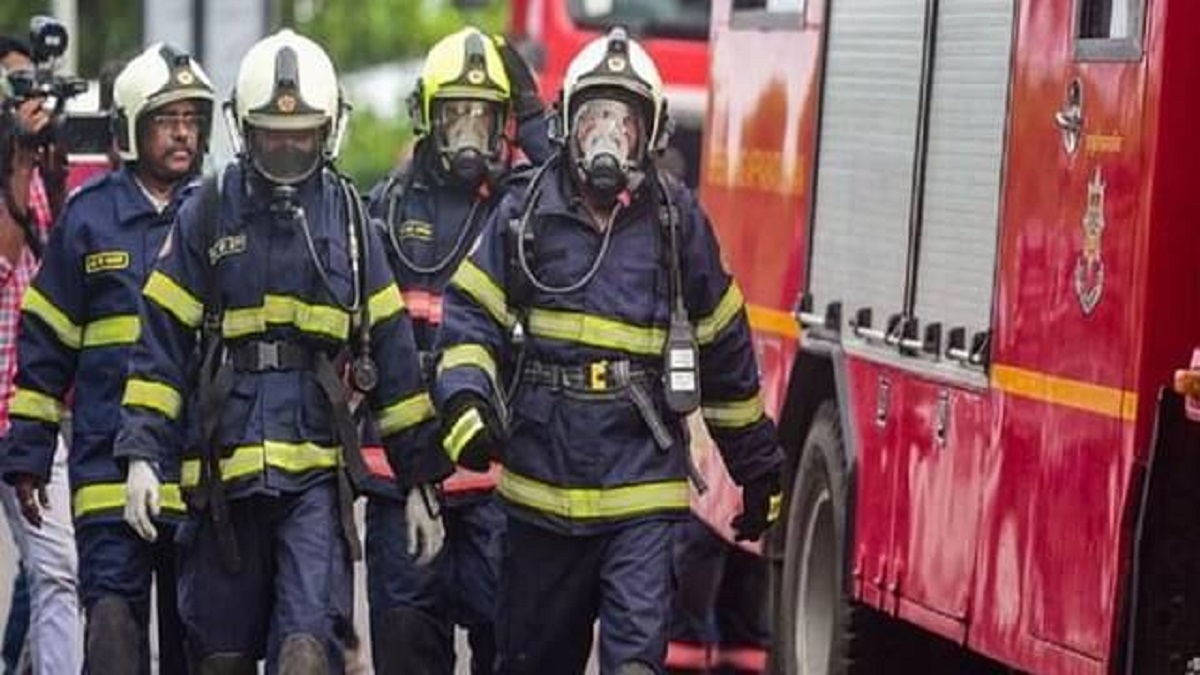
left=365, top=494, right=504, bottom=674
left=75, top=521, right=185, bottom=675
left=497, top=516, right=675, bottom=675
left=667, top=516, right=769, bottom=674
left=176, top=480, right=352, bottom=671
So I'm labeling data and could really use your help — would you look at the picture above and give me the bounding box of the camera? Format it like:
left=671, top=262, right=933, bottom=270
left=3, top=15, right=92, bottom=149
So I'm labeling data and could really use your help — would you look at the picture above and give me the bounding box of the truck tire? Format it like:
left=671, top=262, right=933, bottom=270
left=778, top=402, right=887, bottom=674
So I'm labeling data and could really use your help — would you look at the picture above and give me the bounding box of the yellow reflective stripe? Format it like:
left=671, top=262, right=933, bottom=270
left=696, top=283, right=745, bottom=345
left=121, top=379, right=182, bottom=421
left=180, top=442, right=340, bottom=487
left=82, top=314, right=140, bottom=347
left=377, top=392, right=436, bottom=436
left=223, top=295, right=350, bottom=340
left=437, top=344, right=498, bottom=385
left=266, top=441, right=341, bottom=473
left=702, top=393, right=765, bottom=429
left=368, top=284, right=405, bottom=327
left=72, top=482, right=185, bottom=518
left=768, top=492, right=783, bottom=522
left=527, top=308, right=666, bottom=356
left=9, top=388, right=61, bottom=424
left=22, top=287, right=82, bottom=349
left=451, top=260, right=514, bottom=329
left=498, top=470, right=690, bottom=519
left=442, top=407, right=485, bottom=462
left=144, top=271, right=203, bottom=328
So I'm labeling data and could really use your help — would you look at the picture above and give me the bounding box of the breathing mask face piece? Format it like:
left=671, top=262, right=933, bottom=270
left=571, top=97, right=644, bottom=202
left=435, top=99, right=500, bottom=187
left=247, top=124, right=325, bottom=186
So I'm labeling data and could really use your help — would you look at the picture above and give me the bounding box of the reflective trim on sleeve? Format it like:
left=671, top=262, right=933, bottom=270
left=122, top=378, right=183, bottom=421
left=180, top=441, right=341, bottom=488
left=22, top=287, right=82, bottom=349
left=368, top=283, right=405, bottom=327
left=527, top=308, right=666, bottom=357
left=82, top=314, right=141, bottom=347
left=144, top=271, right=204, bottom=329
left=9, top=387, right=62, bottom=424
left=223, top=295, right=350, bottom=341
left=437, top=344, right=498, bottom=386
left=377, top=392, right=436, bottom=437
left=450, top=260, right=514, bottom=329
left=696, top=282, right=745, bottom=346
left=701, top=393, right=765, bottom=430
left=498, top=470, right=690, bottom=520
left=442, top=407, right=485, bottom=463
left=72, top=482, right=186, bottom=519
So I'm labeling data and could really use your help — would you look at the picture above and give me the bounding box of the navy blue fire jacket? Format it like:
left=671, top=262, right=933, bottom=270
left=358, top=118, right=552, bottom=500
left=435, top=158, right=783, bottom=535
left=114, top=164, right=450, bottom=501
left=2, top=167, right=188, bottom=525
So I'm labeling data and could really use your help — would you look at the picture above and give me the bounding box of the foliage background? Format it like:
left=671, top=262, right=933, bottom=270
left=1, top=0, right=508, bottom=185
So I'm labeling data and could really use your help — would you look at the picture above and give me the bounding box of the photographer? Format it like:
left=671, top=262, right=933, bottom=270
left=0, top=33, right=82, bottom=675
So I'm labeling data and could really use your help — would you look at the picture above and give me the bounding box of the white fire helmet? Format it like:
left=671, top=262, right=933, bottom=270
left=112, top=43, right=215, bottom=163
left=227, top=29, right=347, bottom=184
left=559, top=28, right=667, bottom=199
left=560, top=27, right=666, bottom=164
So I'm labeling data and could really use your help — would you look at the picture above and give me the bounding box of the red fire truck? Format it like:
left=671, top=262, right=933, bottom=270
left=696, top=0, right=1200, bottom=673
left=505, top=0, right=711, bottom=183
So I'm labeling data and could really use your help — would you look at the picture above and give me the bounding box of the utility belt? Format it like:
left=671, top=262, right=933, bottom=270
left=520, top=359, right=658, bottom=394
left=520, top=358, right=706, bottom=490
left=195, top=338, right=369, bottom=573
left=229, top=340, right=321, bottom=372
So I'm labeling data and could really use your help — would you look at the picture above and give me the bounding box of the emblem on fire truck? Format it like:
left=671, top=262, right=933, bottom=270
left=1074, top=168, right=1106, bottom=315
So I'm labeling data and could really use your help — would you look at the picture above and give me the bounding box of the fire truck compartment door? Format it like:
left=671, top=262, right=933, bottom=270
left=807, top=0, right=927, bottom=334
left=911, top=0, right=1015, bottom=345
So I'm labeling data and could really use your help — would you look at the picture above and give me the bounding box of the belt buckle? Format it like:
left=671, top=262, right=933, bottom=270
left=257, top=342, right=281, bottom=370
left=589, top=360, right=608, bottom=391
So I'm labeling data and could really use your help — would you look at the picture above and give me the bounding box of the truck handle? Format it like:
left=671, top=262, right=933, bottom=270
left=1055, top=79, right=1084, bottom=155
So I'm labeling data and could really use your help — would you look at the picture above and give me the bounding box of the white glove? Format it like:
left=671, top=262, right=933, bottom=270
left=124, top=459, right=161, bottom=543
left=405, top=484, right=445, bottom=566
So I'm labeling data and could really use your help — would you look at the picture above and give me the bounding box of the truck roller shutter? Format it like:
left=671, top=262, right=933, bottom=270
left=808, top=0, right=928, bottom=331
left=913, top=0, right=1015, bottom=340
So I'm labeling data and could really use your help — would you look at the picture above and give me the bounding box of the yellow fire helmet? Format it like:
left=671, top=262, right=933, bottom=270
left=411, top=26, right=511, bottom=135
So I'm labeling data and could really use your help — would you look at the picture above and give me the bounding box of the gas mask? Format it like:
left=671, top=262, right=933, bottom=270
left=434, top=99, right=501, bottom=187
left=570, top=97, right=644, bottom=203
left=246, top=124, right=325, bottom=186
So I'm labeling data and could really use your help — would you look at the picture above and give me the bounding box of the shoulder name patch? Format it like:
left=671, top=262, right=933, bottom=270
left=208, top=234, right=247, bottom=265
left=85, top=251, right=130, bottom=274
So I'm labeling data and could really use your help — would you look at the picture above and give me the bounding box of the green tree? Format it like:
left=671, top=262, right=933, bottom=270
left=290, top=0, right=508, bottom=71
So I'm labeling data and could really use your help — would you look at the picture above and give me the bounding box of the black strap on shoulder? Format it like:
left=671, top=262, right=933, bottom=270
left=313, top=352, right=366, bottom=561
left=190, top=171, right=242, bottom=573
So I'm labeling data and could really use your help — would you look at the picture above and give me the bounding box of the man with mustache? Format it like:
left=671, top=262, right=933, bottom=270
left=0, top=43, right=214, bottom=673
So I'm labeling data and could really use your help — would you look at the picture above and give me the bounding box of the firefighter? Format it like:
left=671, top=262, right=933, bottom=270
left=360, top=26, right=549, bottom=674
left=113, top=29, right=450, bottom=673
left=434, top=28, right=784, bottom=675
left=0, top=43, right=214, bottom=673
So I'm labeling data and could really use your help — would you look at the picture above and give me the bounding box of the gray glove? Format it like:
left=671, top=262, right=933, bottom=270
left=405, top=483, right=446, bottom=566
left=124, top=459, right=161, bottom=542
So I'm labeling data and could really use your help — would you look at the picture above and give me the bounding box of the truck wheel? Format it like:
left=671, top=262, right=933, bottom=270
left=778, top=402, right=886, bottom=674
